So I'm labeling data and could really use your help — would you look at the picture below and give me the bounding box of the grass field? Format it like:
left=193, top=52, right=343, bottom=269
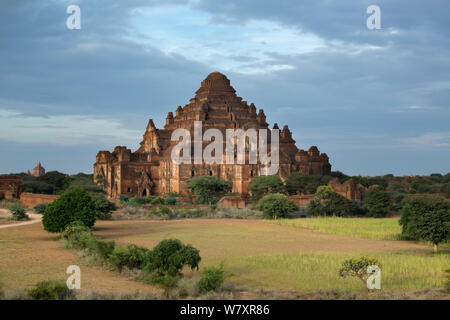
left=0, top=218, right=448, bottom=298
left=271, top=217, right=402, bottom=240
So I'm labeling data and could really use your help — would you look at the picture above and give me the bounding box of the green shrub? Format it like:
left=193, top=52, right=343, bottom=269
left=249, top=175, right=286, bottom=201
left=257, top=193, right=298, bottom=219
left=196, top=263, right=232, bottom=294
left=61, top=221, right=93, bottom=249
left=159, top=205, right=173, bottom=218
left=28, top=279, right=75, bottom=300
left=91, top=193, right=116, bottom=220
left=42, top=188, right=96, bottom=233
left=108, top=244, right=150, bottom=271
left=61, top=221, right=115, bottom=260
left=152, top=274, right=181, bottom=297
left=339, top=257, right=380, bottom=286
left=33, top=203, right=48, bottom=214
left=119, top=195, right=130, bottom=202
left=143, top=239, right=201, bottom=277
left=165, top=197, right=178, bottom=205
left=9, top=204, right=29, bottom=221
left=151, top=196, right=165, bottom=205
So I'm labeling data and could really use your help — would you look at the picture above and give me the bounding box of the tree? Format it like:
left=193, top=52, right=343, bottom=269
left=249, top=175, right=286, bottom=201
left=308, top=186, right=364, bottom=217
left=185, top=176, right=232, bottom=204
left=42, top=188, right=97, bottom=233
left=350, top=176, right=370, bottom=188
left=363, top=186, right=393, bottom=217
left=339, top=257, right=380, bottom=286
left=143, top=239, right=201, bottom=277
left=257, top=193, right=298, bottom=219
left=399, top=196, right=450, bottom=252
left=285, top=172, right=332, bottom=195
left=36, top=171, right=70, bottom=193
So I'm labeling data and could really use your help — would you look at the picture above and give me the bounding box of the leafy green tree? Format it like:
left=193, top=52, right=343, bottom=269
left=350, top=176, right=370, bottom=187
left=42, top=188, right=97, bottom=233
left=257, top=193, right=298, bottom=219
left=285, top=172, right=332, bottom=195
left=143, top=239, right=201, bottom=277
left=339, top=257, right=380, bottom=286
left=185, top=176, right=232, bottom=204
left=330, top=171, right=349, bottom=181
left=308, top=186, right=364, bottom=217
left=36, top=171, right=70, bottom=194
left=399, top=196, right=450, bottom=252
left=90, top=193, right=116, bottom=220
left=363, top=186, right=393, bottom=217
left=249, top=175, right=286, bottom=201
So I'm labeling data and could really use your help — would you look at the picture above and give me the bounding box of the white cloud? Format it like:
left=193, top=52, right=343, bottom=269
left=127, top=5, right=325, bottom=74
left=0, top=108, right=141, bottom=148
left=397, top=132, right=450, bottom=149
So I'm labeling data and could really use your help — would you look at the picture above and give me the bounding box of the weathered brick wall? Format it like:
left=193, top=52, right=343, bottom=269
left=0, top=175, right=22, bottom=199
left=20, top=193, right=59, bottom=207
left=217, top=196, right=246, bottom=209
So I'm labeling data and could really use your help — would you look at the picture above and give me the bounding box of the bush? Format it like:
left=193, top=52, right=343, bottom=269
left=33, top=203, right=47, bottom=214
left=151, top=196, right=165, bottom=205
left=399, top=196, right=450, bottom=252
left=108, top=244, right=150, bottom=272
left=339, top=257, right=380, bottom=285
left=91, top=193, right=116, bottom=220
left=61, top=221, right=115, bottom=261
left=257, top=193, right=298, bottom=219
left=308, top=186, right=364, bottom=217
left=61, top=221, right=93, bottom=249
left=165, top=197, right=178, bottom=205
left=159, top=205, right=173, bottom=218
left=42, top=188, right=97, bottom=233
left=363, top=186, right=393, bottom=217
left=143, top=239, right=201, bottom=277
left=9, top=204, right=29, bottom=221
left=249, top=175, right=286, bottom=200
left=28, top=279, right=75, bottom=300
left=196, top=263, right=232, bottom=294
left=119, top=195, right=130, bottom=203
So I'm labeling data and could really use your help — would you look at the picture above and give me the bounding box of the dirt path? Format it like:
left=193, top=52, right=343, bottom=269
left=0, top=209, right=42, bottom=229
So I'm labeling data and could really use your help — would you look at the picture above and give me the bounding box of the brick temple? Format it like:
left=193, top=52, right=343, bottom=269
left=94, top=72, right=331, bottom=198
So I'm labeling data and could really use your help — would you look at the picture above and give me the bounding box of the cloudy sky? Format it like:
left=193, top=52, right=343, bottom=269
left=1, top=0, right=449, bottom=176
